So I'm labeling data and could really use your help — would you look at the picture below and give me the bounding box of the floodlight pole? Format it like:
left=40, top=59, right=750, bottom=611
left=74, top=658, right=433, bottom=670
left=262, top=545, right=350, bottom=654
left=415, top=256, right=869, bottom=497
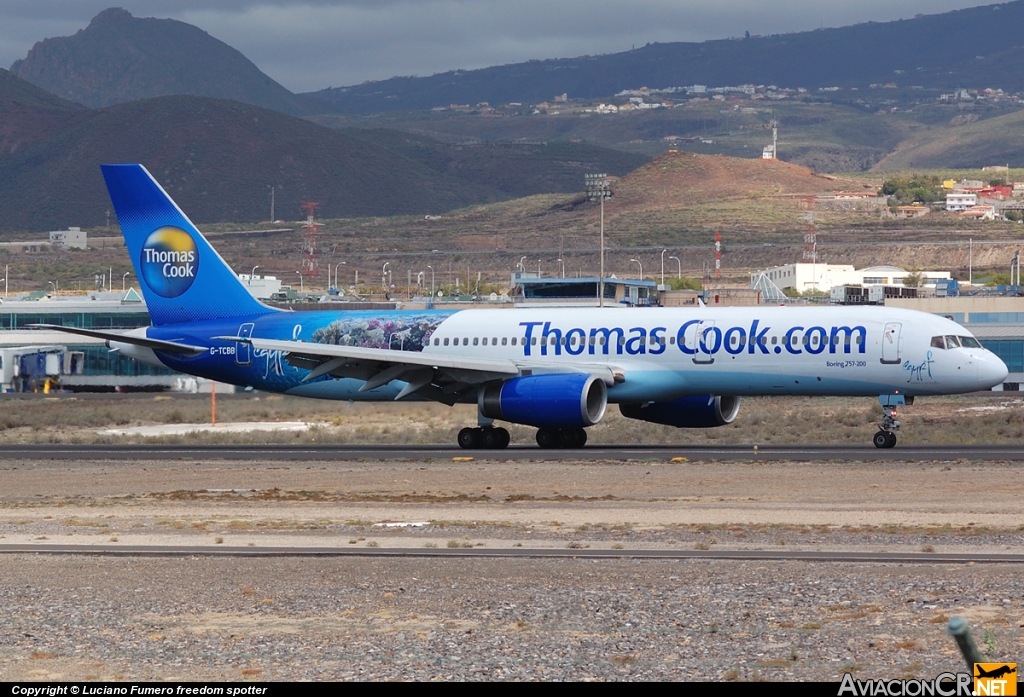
left=586, top=173, right=610, bottom=307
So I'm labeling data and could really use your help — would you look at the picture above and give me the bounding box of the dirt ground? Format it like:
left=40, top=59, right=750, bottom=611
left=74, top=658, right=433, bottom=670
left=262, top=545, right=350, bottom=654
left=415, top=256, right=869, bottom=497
left=1, top=454, right=1022, bottom=681
left=1, top=392, right=1022, bottom=681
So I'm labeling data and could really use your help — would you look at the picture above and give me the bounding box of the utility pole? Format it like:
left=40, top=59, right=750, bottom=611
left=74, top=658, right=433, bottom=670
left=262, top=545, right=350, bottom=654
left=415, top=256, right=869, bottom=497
left=969, top=238, right=973, bottom=285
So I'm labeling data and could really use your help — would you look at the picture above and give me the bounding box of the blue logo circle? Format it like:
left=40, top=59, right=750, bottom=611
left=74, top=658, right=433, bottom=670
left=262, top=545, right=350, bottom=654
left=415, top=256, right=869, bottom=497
left=140, top=226, right=200, bottom=298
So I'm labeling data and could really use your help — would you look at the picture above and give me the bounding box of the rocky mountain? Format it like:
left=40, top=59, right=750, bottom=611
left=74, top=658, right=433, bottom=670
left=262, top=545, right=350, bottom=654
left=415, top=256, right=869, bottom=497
left=10, top=8, right=323, bottom=117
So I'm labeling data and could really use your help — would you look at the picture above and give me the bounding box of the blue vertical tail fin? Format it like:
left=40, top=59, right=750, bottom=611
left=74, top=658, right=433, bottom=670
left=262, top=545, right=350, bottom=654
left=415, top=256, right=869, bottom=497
left=102, top=164, right=277, bottom=326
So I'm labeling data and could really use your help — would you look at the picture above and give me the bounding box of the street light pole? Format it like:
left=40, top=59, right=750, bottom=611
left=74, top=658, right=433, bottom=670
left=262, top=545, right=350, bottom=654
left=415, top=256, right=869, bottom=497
left=557, top=258, right=565, bottom=278
left=630, top=258, right=643, bottom=280
left=427, top=265, right=435, bottom=298
left=334, top=262, right=345, bottom=290
left=670, top=256, right=681, bottom=279
left=295, top=271, right=303, bottom=293
left=122, top=272, right=130, bottom=292
left=250, top=265, right=259, bottom=286
left=660, top=249, right=667, bottom=286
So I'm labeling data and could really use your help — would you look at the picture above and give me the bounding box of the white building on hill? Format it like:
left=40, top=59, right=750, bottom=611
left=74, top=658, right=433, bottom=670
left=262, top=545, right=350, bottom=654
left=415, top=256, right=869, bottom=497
left=758, top=263, right=951, bottom=294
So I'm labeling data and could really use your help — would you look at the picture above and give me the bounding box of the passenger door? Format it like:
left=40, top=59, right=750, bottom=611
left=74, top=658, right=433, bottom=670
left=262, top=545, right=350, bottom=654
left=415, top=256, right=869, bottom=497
left=235, top=322, right=255, bottom=366
left=880, top=322, right=902, bottom=365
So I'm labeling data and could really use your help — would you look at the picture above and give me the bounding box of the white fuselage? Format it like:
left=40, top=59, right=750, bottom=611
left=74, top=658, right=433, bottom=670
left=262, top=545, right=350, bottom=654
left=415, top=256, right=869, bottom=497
left=415, top=305, right=1007, bottom=401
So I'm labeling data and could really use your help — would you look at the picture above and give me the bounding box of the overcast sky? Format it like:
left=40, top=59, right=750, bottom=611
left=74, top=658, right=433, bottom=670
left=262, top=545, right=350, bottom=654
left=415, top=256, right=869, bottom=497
left=1, top=1, right=991, bottom=93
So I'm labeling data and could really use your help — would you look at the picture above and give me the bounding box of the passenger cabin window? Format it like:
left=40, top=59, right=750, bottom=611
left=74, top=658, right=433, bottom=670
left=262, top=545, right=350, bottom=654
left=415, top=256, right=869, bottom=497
left=443, top=338, right=450, bottom=346
left=473, top=338, right=479, bottom=346
left=502, top=337, right=508, bottom=346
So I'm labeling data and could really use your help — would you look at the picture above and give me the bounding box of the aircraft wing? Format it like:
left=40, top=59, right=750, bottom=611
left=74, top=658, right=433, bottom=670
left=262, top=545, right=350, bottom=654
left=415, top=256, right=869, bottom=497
left=29, top=324, right=208, bottom=356
left=239, top=337, right=618, bottom=404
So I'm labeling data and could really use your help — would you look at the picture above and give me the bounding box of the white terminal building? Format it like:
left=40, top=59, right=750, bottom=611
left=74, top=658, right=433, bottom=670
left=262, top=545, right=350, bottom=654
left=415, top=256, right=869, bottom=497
left=237, top=273, right=282, bottom=300
left=759, top=263, right=952, bottom=294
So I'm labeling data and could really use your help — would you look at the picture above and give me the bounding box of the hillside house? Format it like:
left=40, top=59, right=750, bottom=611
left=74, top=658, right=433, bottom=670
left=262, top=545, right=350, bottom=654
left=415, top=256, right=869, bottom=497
left=946, top=192, right=977, bottom=211
left=897, top=205, right=929, bottom=219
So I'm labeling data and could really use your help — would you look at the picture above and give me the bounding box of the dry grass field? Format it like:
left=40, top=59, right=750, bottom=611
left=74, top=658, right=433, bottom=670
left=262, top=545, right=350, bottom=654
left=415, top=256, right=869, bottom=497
left=1, top=392, right=1021, bottom=446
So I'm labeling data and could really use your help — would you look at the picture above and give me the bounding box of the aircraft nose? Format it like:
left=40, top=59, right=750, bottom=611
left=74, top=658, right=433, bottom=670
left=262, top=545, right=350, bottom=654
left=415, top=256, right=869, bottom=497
left=976, top=352, right=1009, bottom=389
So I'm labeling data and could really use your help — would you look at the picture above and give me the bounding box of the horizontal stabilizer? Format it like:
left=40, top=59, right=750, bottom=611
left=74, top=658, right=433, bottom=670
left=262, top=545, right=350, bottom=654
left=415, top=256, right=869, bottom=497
left=29, top=324, right=207, bottom=355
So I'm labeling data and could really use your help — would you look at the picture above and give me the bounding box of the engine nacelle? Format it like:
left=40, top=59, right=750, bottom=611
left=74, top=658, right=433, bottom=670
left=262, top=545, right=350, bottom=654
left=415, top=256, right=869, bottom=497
left=481, top=374, right=608, bottom=429
left=619, top=395, right=740, bottom=428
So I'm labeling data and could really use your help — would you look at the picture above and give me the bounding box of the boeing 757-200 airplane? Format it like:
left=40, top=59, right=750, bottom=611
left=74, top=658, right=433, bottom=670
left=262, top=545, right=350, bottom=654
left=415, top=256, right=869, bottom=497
left=37, top=165, right=1008, bottom=449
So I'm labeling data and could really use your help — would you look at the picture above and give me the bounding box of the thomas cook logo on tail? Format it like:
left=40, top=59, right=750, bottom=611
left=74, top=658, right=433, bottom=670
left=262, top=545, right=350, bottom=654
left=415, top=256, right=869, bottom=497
left=140, top=226, right=199, bottom=298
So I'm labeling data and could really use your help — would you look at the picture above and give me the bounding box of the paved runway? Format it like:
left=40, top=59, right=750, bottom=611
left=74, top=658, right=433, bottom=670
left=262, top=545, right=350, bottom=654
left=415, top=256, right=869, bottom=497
left=0, top=443, right=1021, bottom=461
left=2, top=544, right=1023, bottom=563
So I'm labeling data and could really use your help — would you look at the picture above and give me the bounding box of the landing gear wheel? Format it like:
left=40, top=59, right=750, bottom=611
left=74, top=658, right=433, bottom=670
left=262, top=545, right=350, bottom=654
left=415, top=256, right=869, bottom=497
left=873, top=431, right=897, bottom=449
left=480, top=428, right=501, bottom=449
left=536, top=428, right=558, bottom=449
left=496, top=427, right=511, bottom=449
left=558, top=428, right=579, bottom=448
left=458, top=427, right=481, bottom=449
left=575, top=428, right=588, bottom=447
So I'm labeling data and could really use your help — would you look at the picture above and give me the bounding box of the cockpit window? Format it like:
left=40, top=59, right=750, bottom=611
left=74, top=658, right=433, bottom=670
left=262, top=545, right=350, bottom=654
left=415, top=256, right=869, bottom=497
left=930, top=336, right=946, bottom=349
left=944, top=335, right=961, bottom=349
left=959, top=336, right=982, bottom=349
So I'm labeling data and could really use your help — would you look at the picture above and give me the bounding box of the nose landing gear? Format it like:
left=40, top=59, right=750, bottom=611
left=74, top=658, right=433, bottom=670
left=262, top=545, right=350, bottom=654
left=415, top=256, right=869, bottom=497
left=873, top=394, right=909, bottom=448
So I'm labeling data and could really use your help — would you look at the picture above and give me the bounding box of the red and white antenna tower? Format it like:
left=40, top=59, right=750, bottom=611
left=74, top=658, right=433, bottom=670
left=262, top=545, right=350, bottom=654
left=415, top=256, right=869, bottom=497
left=714, top=230, right=722, bottom=279
left=299, top=201, right=321, bottom=275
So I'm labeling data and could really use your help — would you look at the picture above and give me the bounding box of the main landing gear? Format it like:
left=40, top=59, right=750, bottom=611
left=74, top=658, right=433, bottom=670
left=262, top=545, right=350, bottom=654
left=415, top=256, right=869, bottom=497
left=457, top=426, right=510, bottom=450
left=456, top=426, right=590, bottom=449
left=873, top=393, right=909, bottom=449
left=536, top=427, right=588, bottom=449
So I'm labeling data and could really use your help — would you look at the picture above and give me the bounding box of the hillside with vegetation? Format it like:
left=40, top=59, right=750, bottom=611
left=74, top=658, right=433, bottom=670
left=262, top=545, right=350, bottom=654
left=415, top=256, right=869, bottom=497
left=307, top=2, right=1024, bottom=113
left=9, top=8, right=323, bottom=117
left=0, top=95, right=510, bottom=232
left=0, top=69, right=85, bottom=155
left=0, top=90, right=654, bottom=233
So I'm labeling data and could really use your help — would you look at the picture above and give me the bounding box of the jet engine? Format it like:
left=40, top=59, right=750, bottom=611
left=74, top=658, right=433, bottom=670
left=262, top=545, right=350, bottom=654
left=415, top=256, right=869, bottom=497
left=481, top=374, right=607, bottom=429
left=619, top=395, right=740, bottom=428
